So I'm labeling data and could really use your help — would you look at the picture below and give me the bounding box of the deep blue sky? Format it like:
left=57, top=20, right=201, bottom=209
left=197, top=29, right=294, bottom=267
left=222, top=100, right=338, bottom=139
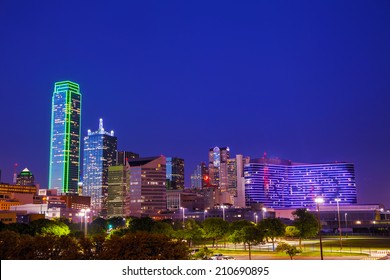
left=0, top=1, right=389, bottom=207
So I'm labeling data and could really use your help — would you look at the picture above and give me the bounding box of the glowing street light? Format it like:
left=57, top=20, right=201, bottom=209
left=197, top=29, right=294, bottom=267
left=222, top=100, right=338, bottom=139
left=315, top=197, right=324, bottom=260
left=80, top=208, right=90, bottom=238
left=180, top=207, right=185, bottom=227
left=204, top=209, right=208, bottom=221
left=255, top=214, right=258, bottom=224
left=262, top=207, right=267, bottom=220
left=334, top=198, right=342, bottom=250
left=221, top=205, right=227, bottom=221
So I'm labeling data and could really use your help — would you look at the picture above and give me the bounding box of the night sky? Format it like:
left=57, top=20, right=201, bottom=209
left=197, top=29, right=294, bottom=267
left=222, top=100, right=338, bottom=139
left=0, top=1, right=389, bottom=207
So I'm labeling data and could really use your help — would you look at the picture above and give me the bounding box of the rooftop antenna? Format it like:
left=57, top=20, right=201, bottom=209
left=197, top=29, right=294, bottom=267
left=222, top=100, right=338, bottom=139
left=99, top=118, right=104, bottom=133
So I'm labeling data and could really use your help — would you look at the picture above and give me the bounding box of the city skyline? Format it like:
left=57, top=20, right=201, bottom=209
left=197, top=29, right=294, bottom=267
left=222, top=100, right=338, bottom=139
left=0, top=1, right=389, bottom=207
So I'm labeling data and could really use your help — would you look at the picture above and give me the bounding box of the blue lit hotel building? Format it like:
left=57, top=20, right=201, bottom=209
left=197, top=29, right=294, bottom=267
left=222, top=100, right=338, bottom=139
left=244, top=157, right=357, bottom=209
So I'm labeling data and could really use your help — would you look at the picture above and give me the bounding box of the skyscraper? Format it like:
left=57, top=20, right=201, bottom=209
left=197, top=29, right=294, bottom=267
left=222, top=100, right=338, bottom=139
left=83, top=119, right=117, bottom=217
left=166, top=157, right=185, bottom=190
left=16, top=168, right=35, bottom=186
left=208, top=146, right=230, bottom=190
left=48, top=81, right=82, bottom=194
left=190, top=162, right=208, bottom=189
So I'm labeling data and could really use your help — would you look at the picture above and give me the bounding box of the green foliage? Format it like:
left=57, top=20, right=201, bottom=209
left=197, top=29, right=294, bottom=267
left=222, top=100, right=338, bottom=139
left=259, top=218, right=285, bottom=250
left=285, top=226, right=300, bottom=238
left=99, top=232, right=189, bottom=260
left=192, top=246, right=214, bottom=260
left=128, top=217, right=155, bottom=233
left=202, top=218, right=229, bottom=247
left=236, top=225, right=264, bottom=260
left=107, top=216, right=126, bottom=230
left=229, top=220, right=253, bottom=234
left=151, top=221, right=174, bottom=237
left=276, top=242, right=302, bottom=260
left=292, top=209, right=319, bottom=246
left=175, top=219, right=204, bottom=246
left=89, top=217, right=108, bottom=235
left=29, top=219, right=70, bottom=236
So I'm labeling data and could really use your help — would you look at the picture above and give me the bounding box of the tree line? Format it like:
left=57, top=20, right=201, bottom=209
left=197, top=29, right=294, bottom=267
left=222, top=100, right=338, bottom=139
left=0, top=208, right=319, bottom=260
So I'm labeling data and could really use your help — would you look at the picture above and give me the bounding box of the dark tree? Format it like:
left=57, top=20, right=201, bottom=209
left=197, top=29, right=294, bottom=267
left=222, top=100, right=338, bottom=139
left=202, top=218, right=229, bottom=247
left=99, top=232, right=189, bottom=260
left=259, top=218, right=285, bottom=251
left=292, top=208, right=319, bottom=247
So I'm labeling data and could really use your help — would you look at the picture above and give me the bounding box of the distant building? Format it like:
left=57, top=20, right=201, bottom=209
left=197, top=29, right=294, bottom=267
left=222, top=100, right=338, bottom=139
left=107, top=164, right=130, bottom=218
left=0, top=183, right=37, bottom=195
left=16, top=168, right=35, bottom=186
left=128, top=156, right=167, bottom=217
left=48, top=81, right=82, bottom=194
left=166, top=157, right=184, bottom=190
left=115, top=151, right=139, bottom=166
left=82, top=119, right=117, bottom=217
left=190, top=162, right=208, bottom=189
left=244, top=156, right=357, bottom=209
left=208, top=147, right=230, bottom=191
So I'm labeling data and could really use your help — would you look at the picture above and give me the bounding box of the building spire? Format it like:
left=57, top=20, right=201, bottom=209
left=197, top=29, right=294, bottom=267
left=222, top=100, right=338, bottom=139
left=99, top=118, right=104, bottom=133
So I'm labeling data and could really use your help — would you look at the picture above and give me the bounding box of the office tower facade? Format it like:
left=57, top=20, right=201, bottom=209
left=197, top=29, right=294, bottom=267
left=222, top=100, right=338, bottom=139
left=166, top=157, right=185, bottom=190
left=190, top=162, right=208, bottom=189
left=49, top=81, right=82, bottom=194
left=16, top=168, right=35, bottom=186
left=115, top=151, right=139, bottom=166
left=83, top=119, right=117, bottom=217
left=244, top=157, right=357, bottom=209
left=128, top=156, right=166, bottom=217
left=208, top=146, right=230, bottom=191
left=107, top=165, right=130, bottom=218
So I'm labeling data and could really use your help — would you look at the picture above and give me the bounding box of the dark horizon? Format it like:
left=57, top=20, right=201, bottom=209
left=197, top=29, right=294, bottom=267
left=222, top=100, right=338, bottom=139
left=0, top=1, right=389, bottom=207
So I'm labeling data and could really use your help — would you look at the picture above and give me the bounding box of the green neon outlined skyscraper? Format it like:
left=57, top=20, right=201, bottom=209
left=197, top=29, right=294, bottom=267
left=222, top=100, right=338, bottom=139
left=49, top=81, right=82, bottom=194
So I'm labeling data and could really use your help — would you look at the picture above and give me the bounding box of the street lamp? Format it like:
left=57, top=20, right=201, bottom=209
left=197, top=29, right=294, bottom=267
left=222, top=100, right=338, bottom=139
left=334, top=198, right=342, bottom=250
left=255, top=214, right=258, bottom=224
left=80, top=208, right=90, bottom=238
left=315, top=197, right=324, bottom=260
left=221, top=205, right=226, bottom=221
left=345, top=213, right=348, bottom=233
left=204, top=209, right=208, bottom=221
left=180, top=207, right=185, bottom=227
left=262, top=207, right=267, bottom=220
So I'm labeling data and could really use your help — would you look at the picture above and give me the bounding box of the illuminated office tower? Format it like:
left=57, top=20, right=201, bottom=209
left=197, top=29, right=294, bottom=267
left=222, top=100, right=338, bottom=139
left=208, top=147, right=230, bottom=191
left=48, top=81, right=82, bottom=194
left=107, top=164, right=130, bottom=218
left=190, top=162, right=208, bottom=189
left=244, top=157, right=357, bottom=209
left=83, top=119, right=117, bottom=217
left=166, top=157, right=184, bottom=190
left=16, top=168, right=35, bottom=186
left=128, top=156, right=166, bottom=216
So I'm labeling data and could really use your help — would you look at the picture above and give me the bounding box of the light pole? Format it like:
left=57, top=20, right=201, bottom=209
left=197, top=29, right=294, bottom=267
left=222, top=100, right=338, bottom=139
left=315, top=197, right=324, bottom=260
left=262, top=207, right=267, bottom=220
left=80, top=208, right=90, bottom=238
left=204, top=209, right=208, bottom=221
left=344, top=213, right=348, bottom=234
left=255, top=214, right=258, bottom=224
left=335, top=198, right=342, bottom=250
left=222, top=205, right=226, bottom=221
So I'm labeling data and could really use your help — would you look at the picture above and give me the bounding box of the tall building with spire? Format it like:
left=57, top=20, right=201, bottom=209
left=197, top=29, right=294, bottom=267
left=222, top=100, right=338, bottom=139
left=48, top=81, right=82, bottom=194
left=83, top=118, right=117, bottom=217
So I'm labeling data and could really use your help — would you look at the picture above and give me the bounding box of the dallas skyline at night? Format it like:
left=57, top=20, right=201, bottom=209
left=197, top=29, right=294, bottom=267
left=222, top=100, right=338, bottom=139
left=0, top=1, right=389, bottom=207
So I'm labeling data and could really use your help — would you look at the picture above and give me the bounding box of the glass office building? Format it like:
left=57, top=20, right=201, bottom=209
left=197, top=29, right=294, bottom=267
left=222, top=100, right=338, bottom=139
left=244, top=157, right=357, bottom=209
left=48, top=81, right=82, bottom=194
left=83, top=119, right=117, bottom=217
left=166, top=157, right=185, bottom=190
